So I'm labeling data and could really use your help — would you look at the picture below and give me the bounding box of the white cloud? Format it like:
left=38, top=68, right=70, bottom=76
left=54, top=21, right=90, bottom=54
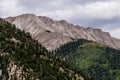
left=110, top=29, right=120, bottom=38
left=49, top=0, right=66, bottom=8
left=77, top=1, right=119, bottom=19
left=39, top=0, right=120, bottom=20
left=0, top=0, right=119, bottom=20
left=101, top=23, right=120, bottom=39
left=0, top=0, right=24, bottom=17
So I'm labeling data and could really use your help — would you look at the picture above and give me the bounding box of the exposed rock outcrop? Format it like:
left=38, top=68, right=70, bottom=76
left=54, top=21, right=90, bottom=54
left=5, top=14, right=120, bottom=50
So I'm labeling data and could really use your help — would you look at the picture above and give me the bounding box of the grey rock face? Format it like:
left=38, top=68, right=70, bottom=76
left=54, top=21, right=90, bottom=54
left=5, top=14, right=120, bottom=50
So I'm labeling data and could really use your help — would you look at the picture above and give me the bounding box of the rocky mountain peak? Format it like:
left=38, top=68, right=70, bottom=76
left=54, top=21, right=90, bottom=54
left=59, top=20, right=68, bottom=24
left=5, top=14, right=120, bottom=50
left=18, top=13, right=36, bottom=17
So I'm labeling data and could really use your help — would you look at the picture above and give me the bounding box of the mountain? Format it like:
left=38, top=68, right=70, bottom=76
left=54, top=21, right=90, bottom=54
left=54, top=39, right=120, bottom=80
left=0, top=18, right=86, bottom=80
left=5, top=14, right=120, bottom=51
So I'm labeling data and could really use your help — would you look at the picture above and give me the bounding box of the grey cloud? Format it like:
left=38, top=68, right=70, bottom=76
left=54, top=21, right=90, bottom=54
left=18, top=0, right=67, bottom=10
left=18, top=0, right=113, bottom=9
left=87, top=17, right=120, bottom=29
left=18, top=0, right=49, bottom=9
left=68, top=16, right=120, bottom=32
left=66, top=0, right=113, bottom=5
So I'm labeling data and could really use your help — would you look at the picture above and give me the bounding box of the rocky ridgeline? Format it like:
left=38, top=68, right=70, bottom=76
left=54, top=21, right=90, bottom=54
left=5, top=14, right=120, bottom=51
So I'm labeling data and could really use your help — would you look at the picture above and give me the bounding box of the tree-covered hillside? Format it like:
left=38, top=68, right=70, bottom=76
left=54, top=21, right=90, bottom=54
left=0, top=18, right=86, bottom=80
left=54, top=39, right=120, bottom=80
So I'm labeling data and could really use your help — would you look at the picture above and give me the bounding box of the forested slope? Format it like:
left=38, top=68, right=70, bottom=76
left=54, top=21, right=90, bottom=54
left=55, top=39, right=120, bottom=80
left=0, top=18, right=86, bottom=80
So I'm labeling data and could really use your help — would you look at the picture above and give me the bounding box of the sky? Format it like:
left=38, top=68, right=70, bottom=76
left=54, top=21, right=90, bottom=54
left=0, top=0, right=120, bottom=38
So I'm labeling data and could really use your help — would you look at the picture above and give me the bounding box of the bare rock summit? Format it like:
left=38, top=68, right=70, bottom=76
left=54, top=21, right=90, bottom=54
left=5, top=14, right=120, bottom=50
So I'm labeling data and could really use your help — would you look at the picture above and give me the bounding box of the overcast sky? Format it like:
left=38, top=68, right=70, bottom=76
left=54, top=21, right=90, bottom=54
left=0, top=0, right=120, bottom=38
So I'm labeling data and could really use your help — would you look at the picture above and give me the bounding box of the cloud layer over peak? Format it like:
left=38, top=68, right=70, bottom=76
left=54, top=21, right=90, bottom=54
left=0, top=0, right=120, bottom=38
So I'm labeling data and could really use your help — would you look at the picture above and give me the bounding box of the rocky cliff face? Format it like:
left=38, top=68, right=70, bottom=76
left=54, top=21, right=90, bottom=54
left=5, top=14, right=120, bottom=50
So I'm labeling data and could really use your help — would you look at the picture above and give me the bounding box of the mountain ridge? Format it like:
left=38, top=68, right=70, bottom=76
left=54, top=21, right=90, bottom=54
left=5, top=13, right=120, bottom=50
left=0, top=18, right=86, bottom=80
